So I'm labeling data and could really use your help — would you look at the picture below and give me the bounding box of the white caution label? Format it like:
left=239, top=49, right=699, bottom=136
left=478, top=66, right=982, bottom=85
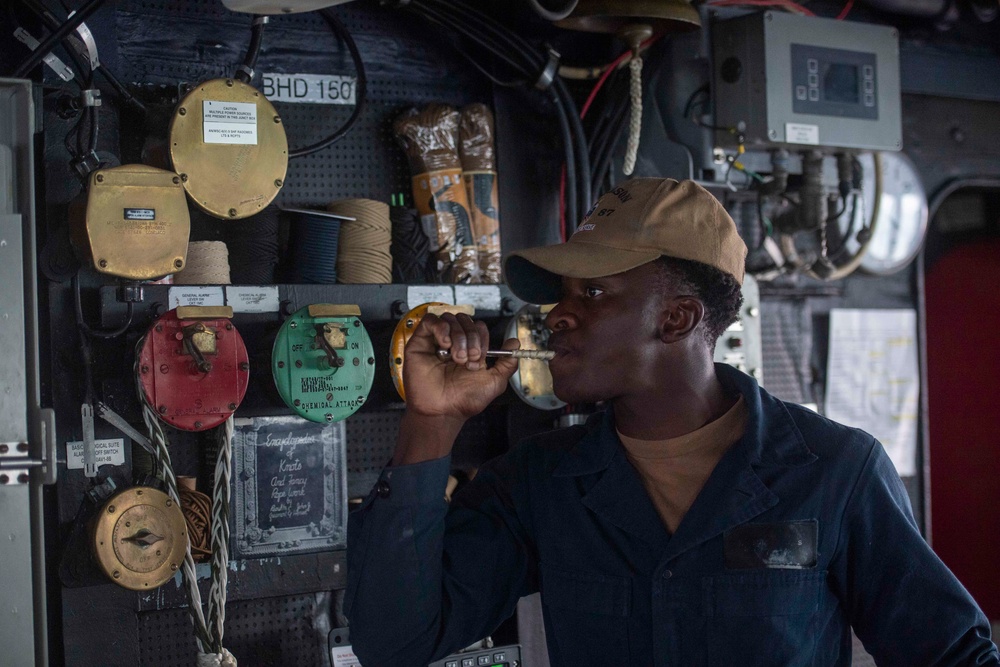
left=203, top=100, right=258, bottom=145
left=784, top=122, right=820, bottom=146
left=454, top=285, right=502, bottom=312
left=168, top=286, right=226, bottom=308
left=261, top=73, right=357, bottom=106
left=66, top=438, right=125, bottom=470
left=226, top=285, right=280, bottom=313
left=407, top=285, right=455, bottom=310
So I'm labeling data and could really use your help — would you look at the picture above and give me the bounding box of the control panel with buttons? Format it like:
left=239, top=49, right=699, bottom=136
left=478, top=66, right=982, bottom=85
left=428, top=644, right=521, bottom=667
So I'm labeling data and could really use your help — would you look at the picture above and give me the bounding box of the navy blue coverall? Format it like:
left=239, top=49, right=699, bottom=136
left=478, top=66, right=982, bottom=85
left=346, top=364, right=999, bottom=666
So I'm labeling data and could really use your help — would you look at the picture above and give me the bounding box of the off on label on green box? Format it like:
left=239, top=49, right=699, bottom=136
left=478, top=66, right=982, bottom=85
left=271, top=304, right=375, bottom=423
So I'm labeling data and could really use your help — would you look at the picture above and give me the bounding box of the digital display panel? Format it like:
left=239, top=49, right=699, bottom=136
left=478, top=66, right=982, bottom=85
left=824, top=63, right=860, bottom=104
left=790, top=43, right=878, bottom=121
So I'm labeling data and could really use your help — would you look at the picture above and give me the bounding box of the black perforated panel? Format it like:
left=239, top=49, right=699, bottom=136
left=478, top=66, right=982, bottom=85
left=115, top=0, right=492, bottom=207
left=138, top=593, right=332, bottom=667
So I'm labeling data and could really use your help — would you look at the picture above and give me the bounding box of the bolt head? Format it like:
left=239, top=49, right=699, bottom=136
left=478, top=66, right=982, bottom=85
left=98, top=259, right=108, bottom=268
left=96, top=173, right=105, bottom=183
left=178, top=107, right=187, bottom=115
left=294, top=399, right=301, bottom=406
left=274, top=179, right=283, bottom=188
left=229, top=208, right=238, bottom=217
left=158, top=405, right=167, bottom=414
left=228, top=402, right=237, bottom=410
left=174, top=258, right=184, bottom=269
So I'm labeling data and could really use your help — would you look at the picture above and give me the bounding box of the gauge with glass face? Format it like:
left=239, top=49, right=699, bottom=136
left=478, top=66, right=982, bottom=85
left=855, top=151, right=930, bottom=275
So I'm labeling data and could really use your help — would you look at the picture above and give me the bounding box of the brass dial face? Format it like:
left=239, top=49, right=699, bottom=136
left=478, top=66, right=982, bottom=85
left=93, top=487, right=188, bottom=591
left=169, top=78, right=288, bottom=220
left=111, top=504, right=174, bottom=574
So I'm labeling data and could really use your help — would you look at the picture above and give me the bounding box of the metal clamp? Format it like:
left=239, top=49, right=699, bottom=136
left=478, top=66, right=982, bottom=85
left=534, top=47, right=561, bottom=91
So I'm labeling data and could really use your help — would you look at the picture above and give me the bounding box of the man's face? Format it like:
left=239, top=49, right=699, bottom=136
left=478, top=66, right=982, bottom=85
left=543, top=262, right=668, bottom=404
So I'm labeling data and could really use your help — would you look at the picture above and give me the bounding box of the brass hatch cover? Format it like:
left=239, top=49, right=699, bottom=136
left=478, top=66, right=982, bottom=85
left=92, top=486, right=188, bottom=591
left=169, top=78, right=288, bottom=220
left=76, top=164, right=190, bottom=280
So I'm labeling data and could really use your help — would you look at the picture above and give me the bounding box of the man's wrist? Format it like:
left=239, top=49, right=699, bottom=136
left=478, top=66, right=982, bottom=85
left=391, top=411, right=466, bottom=466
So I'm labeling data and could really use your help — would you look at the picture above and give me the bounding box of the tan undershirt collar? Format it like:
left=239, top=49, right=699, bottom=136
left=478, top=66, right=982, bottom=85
left=617, top=395, right=748, bottom=533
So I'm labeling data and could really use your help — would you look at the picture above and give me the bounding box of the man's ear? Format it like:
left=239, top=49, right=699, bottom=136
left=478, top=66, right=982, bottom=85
left=660, top=296, right=704, bottom=344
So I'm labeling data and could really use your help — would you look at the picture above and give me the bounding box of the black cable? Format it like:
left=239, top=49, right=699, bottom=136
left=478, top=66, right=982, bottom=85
left=73, top=272, right=133, bottom=339
left=236, top=14, right=266, bottom=84
left=287, top=10, right=367, bottom=158
left=13, top=0, right=106, bottom=78
left=22, top=0, right=146, bottom=113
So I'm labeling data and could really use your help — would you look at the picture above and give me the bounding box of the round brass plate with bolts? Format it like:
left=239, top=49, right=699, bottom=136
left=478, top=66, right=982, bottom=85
left=555, top=0, right=700, bottom=34
left=76, top=164, right=190, bottom=280
left=92, top=486, right=188, bottom=591
left=169, top=78, right=288, bottom=220
left=389, top=303, right=474, bottom=402
left=505, top=303, right=565, bottom=411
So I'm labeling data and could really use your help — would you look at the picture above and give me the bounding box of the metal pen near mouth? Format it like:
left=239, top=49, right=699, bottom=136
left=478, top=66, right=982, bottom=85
left=436, top=349, right=555, bottom=361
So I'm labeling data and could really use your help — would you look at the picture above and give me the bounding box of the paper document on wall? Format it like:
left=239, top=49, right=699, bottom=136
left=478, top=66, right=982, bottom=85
left=824, top=309, right=919, bottom=477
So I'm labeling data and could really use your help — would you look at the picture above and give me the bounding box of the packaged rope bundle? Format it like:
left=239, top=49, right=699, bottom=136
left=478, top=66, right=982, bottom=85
left=459, top=103, right=503, bottom=284
left=329, top=198, right=393, bottom=284
left=393, top=104, right=478, bottom=284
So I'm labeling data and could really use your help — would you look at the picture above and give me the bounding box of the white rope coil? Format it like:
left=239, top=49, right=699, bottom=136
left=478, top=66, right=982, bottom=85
left=623, top=56, right=643, bottom=177
left=329, top=198, right=393, bottom=284
left=135, top=337, right=236, bottom=665
left=175, top=241, right=232, bottom=285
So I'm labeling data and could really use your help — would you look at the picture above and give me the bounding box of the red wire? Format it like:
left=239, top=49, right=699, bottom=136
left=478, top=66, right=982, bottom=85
left=561, top=36, right=661, bottom=238
left=580, top=36, right=660, bottom=120
left=836, top=0, right=855, bottom=19
left=707, top=0, right=816, bottom=16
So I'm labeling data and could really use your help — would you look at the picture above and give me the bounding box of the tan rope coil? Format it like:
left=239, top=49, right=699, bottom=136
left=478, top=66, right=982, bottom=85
left=174, top=241, right=231, bottom=285
left=178, top=476, right=212, bottom=562
left=328, top=198, right=393, bottom=284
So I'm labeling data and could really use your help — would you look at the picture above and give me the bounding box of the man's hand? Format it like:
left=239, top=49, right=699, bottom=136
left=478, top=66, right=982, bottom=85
left=391, top=313, right=520, bottom=466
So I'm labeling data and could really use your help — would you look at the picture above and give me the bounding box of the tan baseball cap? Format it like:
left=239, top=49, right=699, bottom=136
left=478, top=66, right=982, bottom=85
left=503, top=178, right=747, bottom=304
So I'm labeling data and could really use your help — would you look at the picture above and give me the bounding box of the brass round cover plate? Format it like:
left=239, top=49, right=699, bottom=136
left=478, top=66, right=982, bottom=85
left=169, top=78, right=288, bottom=220
left=92, top=487, right=188, bottom=591
left=78, top=165, right=190, bottom=280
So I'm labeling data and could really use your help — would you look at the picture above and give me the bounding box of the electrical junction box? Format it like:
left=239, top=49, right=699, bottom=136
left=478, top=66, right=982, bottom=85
left=712, top=11, right=902, bottom=151
left=272, top=304, right=375, bottom=423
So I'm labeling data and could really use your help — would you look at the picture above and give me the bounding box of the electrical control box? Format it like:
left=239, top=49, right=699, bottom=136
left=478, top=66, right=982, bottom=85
left=712, top=11, right=901, bottom=151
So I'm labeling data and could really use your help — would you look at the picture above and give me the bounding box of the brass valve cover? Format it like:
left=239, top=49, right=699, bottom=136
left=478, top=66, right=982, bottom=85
left=74, top=165, right=191, bottom=280
left=169, top=78, right=288, bottom=220
left=92, top=487, right=188, bottom=591
left=505, top=303, right=565, bottom=411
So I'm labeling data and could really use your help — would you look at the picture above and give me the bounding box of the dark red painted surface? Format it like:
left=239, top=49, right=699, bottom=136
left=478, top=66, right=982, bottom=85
left=925, top=238, right=1000, bottom=620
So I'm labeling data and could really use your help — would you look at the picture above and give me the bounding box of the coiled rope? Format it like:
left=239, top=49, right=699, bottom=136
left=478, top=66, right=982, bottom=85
left=623, top=56, right=643, bottom=176
left=134, top=337, right=237, bottom=666
left=223, top=206, right=280, bottom=284
left=390, top=205, right=432, bottom=283
left=175, top=241, right=231, bottom=285
left=329, top=198, right=393, bottom=284
left=178, top=477, right=212, bottom=561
